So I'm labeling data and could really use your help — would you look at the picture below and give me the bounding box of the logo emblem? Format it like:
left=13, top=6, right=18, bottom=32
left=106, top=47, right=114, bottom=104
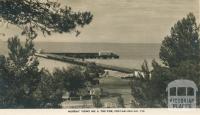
left=166, top=79, right=198, bottom=108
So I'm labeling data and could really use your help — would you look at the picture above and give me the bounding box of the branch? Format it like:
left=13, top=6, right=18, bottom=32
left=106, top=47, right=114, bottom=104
left=0, top=0, right=93, bottom=39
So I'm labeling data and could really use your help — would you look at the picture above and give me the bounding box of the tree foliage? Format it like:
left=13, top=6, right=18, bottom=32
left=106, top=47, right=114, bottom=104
left=33, top=69, right=64, bottom=108
left=7, top=36, right=35, bottom=66
left=131, top=13, right=200, bottom=107
left=0, top=0, right=95, bottom=108
left=0, top=36, right=103, bottom=108
left=131, top=60, right=155, bottom=107
left=52, top=66, right=87, bottom=96
left=51, top=64, right=103, bottom=97
left=117, top=95, right=125, bottom=108
left=34, top=65, right=103, bottom=108
left=0, top=0, right=93, bottom=39
left=160, top=13, right=200, bottom=67
left=93, top=96, right=103, bottom=108
left=0, top=36, right=42, bottom=108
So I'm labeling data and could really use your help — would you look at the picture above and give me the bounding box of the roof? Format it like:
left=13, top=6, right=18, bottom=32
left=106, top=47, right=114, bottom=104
left=166, top=79, right=198, bottom=91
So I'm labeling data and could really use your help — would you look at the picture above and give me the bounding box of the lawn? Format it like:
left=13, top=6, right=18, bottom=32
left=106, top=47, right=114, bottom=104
left=99, top=76, right=133, bottom=107
left=61, top=76, right=134, bottom=108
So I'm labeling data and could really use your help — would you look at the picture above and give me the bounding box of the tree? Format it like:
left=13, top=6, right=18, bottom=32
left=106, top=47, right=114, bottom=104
left=0, top=36, right=42, bottom=108
left=7, top=36, right=35, bottom=67
left=159, top=13, right=200, bottom=106
left=117, top=95, right=125, bottom=108
left=52, top=66, right=87, bottom=96
left=0, top=0, right=94, bottom=108
left=131, top=60, right=177, bottom=107
left=51, top=65, right=103, bottom=96
left=84, top=63, right=104, bottom=85
left=148, top=60, right=175, bottom=107
left=33, top=69, right=64, bottom=108
left=0, top=39, right=104, bottom=108
left=0, top=55, right=11, bottom=107
left=160, top=13, right=200, bottom=67
left=33, top=65, right=103, bottom=108
left=130, top=60, right=154, bottom=107
left=131, top=13, right=200, bottom=107
left=93, top=96, right=103, bottom=108
left=0, top=0, right=93, bottom=39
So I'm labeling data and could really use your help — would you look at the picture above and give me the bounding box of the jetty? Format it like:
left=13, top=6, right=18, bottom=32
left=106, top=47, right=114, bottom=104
left=35, top=53, right=142, bottom=73
left=46, top=52, right=119, bottom=59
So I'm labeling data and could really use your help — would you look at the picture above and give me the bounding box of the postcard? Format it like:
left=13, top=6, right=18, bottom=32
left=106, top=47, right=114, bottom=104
left=0, top=0, right=199, bottom=115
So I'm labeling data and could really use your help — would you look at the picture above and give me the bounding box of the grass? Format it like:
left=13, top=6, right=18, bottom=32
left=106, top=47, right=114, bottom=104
left=100, top=76, right=131, bottom=89
left=61, top=76, right=133, bottom=108
left=99, top=76, right=133, bottom=107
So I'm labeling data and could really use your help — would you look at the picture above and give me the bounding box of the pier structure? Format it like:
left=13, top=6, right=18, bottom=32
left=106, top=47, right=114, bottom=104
left=35, top=53, right=142, bottom=74
left=43, top=51, right=119, bottom=59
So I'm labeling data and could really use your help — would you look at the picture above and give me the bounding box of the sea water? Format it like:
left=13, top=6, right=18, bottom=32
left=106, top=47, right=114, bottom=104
left=0, top=42, right=161, bottom=72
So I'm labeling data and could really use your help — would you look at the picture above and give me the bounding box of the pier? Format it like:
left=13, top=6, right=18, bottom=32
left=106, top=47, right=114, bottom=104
left=45, top=52, right=119, bottom=59
left=35, top=53, right=142, bottom=73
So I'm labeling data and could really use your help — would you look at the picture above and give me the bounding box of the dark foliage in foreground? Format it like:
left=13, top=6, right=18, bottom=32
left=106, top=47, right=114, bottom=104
left=0, top=0, right=94, bottom=108
left=131, top=13, right=200, bottom=107
left=0, top=0, right=93, bottom=38
left=0, top=37, right=102, bottom=108
left=0, top=36, right=41, bottom=108
left=160, top=13, right=200, bottom=67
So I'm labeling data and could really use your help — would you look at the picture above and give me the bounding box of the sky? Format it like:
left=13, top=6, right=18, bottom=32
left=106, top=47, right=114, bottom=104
left=0, top=0, right=199, bottom=43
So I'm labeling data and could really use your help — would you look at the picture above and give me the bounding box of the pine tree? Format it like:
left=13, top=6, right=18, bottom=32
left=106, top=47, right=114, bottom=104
left=0, top=0, right=93, bottom=38
left=160, top=13, right=200, bottom=67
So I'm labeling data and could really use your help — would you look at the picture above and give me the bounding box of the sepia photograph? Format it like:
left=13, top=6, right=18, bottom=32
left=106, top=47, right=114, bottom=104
left=0, top=0, right=200, bottom=111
